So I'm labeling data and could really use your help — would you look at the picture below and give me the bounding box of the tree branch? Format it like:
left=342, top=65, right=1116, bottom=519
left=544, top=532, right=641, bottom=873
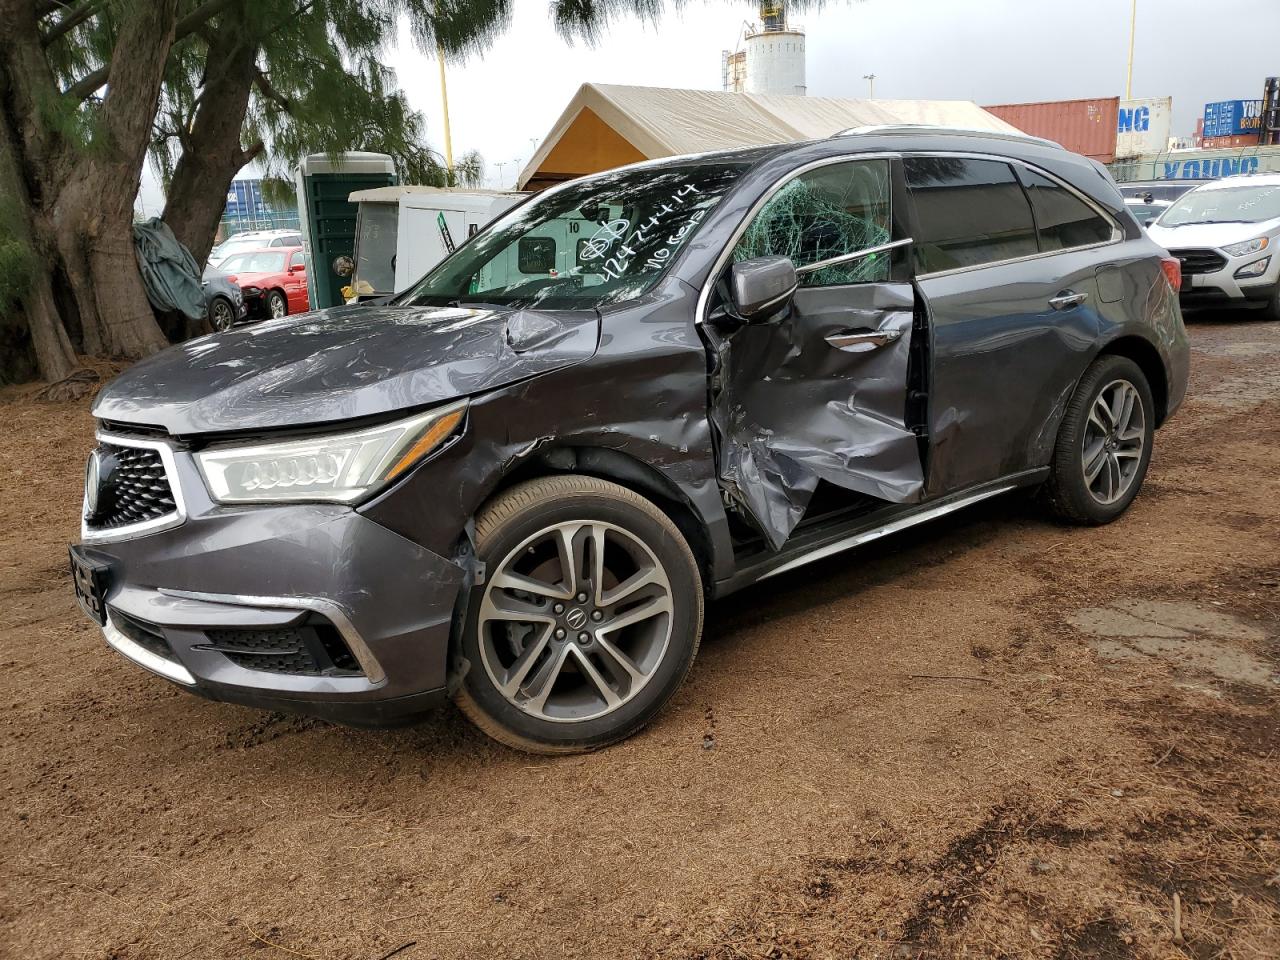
left=64, top=0, right=238, bottom=101
left=252, top=68, right=290, bottom=112
left=41, top=0, right=103, bottom=46
left=238, top=140, right=265, bottom=166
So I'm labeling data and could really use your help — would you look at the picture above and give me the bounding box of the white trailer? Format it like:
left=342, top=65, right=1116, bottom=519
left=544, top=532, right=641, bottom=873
left=347, top=186, right=527, bottom=299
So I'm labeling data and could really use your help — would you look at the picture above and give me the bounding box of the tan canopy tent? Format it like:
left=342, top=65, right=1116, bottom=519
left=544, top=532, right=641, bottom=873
left=518, top=83, right=1022, bottom=190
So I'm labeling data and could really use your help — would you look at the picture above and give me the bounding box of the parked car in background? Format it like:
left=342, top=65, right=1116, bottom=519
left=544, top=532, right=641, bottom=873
left=217, top=248, right=309, bottom=319
left=207, top=229, right=303, bottom=268
left=1124, top=194, right=1173, bottom=227
left=1147, top=175, right=1280, bottom=319
left=73, top=128, right=1188, bottom=753
left=200, top=265, right=247, bottom=332
left=1117, top=180, right=1209, bottom=203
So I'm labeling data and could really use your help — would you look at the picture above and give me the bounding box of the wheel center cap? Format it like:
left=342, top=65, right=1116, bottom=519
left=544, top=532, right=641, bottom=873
left=565, top=608, right=588, bottom=630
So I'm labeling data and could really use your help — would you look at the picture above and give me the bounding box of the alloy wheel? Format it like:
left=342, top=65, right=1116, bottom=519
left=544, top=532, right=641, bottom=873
left=477, top=520, right=674, bottom=723
left=211, top=299, right=234, bottom=332
left=269, top=294, right=287, bottom=319
left=1082, top=378, right=1145, bottom=505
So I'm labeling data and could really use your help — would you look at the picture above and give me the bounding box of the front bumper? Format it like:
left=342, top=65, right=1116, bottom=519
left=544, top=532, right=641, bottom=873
left=1177, top=250, right=1279, bottom=309
left=74, top=439, right=467, bottom=726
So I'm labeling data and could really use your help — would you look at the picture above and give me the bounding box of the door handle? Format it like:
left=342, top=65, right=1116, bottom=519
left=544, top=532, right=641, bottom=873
left=1049, top=290, right=1089, bottom=311
left=825, top=328, right=903, bottom=353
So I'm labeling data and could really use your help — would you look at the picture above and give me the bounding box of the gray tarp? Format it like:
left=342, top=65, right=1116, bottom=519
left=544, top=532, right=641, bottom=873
left=133, top=217, right=205, bottom=321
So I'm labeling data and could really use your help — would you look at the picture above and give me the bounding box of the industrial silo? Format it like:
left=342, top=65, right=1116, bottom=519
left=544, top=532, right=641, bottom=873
left=722, top=3, right=806, bottom=97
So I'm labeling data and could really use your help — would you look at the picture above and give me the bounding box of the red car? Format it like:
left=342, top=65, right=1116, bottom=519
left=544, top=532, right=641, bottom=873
left=216, top=246, right=310, bottom=320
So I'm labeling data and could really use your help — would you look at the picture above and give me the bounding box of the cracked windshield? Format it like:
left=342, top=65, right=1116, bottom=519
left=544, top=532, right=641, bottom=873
left=397, top=163, right=748, bottom=310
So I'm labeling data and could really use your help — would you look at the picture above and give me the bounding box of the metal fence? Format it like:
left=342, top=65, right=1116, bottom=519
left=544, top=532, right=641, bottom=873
left=216, top=212, right=301, bottom=241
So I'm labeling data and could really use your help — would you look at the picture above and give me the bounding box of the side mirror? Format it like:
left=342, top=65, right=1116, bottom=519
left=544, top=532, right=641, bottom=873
left=729, top=256, right=797, bottom=323
left=290, top=263, right=304, bottom=273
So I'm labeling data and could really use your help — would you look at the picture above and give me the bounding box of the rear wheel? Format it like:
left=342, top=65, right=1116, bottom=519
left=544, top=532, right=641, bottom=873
left=267, top=290, right=288, bottom=319
left=208, top=296, right=235, bottom=332
left=454, top=476, right=703, bottom=754
left=1043, top=355, right=1155, bottom=524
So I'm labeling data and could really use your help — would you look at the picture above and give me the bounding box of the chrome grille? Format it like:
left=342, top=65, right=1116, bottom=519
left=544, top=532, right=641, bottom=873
left=87, top=442, right=177, bottom=530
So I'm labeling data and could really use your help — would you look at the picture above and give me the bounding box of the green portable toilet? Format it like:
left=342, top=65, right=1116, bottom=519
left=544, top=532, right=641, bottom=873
left=295, top=152, right=396, bottom=310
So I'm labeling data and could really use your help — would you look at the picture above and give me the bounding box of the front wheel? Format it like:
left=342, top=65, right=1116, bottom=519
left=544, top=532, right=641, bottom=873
left=1043, top=355, right=1155, bottom=524
left=266, top=290, right=288, bottom=319
left=208, top=296, right=235, bottom=332
left=454, top=476, right=704, bottom=754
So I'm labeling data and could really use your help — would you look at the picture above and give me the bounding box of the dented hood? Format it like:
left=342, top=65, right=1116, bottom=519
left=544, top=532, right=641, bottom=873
left=93, top=304, right=599, bottom=435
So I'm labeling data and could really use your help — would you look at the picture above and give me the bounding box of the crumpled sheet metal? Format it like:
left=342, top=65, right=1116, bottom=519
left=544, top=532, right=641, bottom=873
left=705, top=283, right=925, bottom=550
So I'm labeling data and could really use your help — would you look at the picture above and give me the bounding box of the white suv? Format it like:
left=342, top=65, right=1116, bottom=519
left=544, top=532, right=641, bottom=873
left=208, top=229, right=303, bottom=268
left=1147, top=175, right=1280, bottom=320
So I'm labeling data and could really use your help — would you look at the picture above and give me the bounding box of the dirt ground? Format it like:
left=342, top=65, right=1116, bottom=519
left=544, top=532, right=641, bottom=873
left=1, top=315, right=1278, bottom=960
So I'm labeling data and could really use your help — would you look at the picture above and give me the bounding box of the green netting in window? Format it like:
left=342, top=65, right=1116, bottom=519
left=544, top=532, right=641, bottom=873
left=733, top=161, right=892, bottom=286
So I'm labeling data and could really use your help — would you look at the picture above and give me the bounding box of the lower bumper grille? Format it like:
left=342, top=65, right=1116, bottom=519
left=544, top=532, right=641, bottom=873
left=111, top=610, right=177, bottom=663
left=198, top=621, right=362, bottom=677
left=1170, top=248, right=1227, bottom=276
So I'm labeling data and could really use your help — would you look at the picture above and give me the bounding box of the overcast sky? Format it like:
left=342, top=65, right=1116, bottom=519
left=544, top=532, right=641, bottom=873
left=138, top=0, right=1280, bottom=209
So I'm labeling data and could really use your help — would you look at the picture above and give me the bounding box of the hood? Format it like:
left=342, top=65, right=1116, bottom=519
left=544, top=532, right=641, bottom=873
left=1147, top=217, right=1280, bottom=250
left=227, top=270, right=278, bottom=284
left=94, top=304, right=599, bottom=435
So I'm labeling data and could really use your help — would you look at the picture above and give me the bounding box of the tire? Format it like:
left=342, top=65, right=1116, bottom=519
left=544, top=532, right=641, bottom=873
left=1266, top=287, right=1280, bottom=322
left=453, top=476, right=704, bottom=754
left=1043, top=355, right=1155, bottom=525
left=208, top=296, right=235, bottom=332
left=266, top=290, right=288, bottom=319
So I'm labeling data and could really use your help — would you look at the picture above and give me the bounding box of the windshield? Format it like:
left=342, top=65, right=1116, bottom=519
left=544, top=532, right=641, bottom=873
left=396, top=162, right=749, bottom=310
left=212, top=238, right=265, bottom=258
left=1157, top=183, right=1280, bottom=226
left=221, top=251, right=287, bottom=273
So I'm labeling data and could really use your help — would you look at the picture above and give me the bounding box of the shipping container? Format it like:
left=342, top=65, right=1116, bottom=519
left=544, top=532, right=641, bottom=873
left=1201, top=133, right=1260, bottom=149
left=1202, top=99, right=1264, bottom=138
left=983, top=97, right=1120, bottom=162
left=1115, top=96, right=1172, bottom=158
left=1262, top=77, right=1280, bottom=146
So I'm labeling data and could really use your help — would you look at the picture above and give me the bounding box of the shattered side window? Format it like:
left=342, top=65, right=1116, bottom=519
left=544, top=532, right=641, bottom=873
left=733, top=159, right=892, bottom=286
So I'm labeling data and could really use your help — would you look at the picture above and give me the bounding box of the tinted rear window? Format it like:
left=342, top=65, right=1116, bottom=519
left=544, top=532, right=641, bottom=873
left=905, top=158, right=1037, bottom=273
left=1018, top=168, right=1113, bottom=250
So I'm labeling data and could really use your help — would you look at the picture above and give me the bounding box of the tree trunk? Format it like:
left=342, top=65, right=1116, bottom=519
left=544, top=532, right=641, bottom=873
left=163, top=19, right=259, bottom=266
left=0, top=0, right=178, bottom=379
left=0, top=21, right=75, bottom=382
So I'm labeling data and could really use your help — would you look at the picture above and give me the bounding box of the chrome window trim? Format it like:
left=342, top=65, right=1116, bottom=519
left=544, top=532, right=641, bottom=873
left=906, top=151, right=1125, bottom=281
left=795, top=237, right=915, bottom=276
left=157, top=587, right=387, bottom=686
left=80, top=431, right=187, bottom=544
left=696, top=151, right=902, bottom=324
left=102, top=612, right=197, bottom=686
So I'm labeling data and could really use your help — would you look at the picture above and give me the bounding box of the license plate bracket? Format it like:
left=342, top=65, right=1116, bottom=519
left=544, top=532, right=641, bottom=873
left=69, top=546, right=110, bottom=626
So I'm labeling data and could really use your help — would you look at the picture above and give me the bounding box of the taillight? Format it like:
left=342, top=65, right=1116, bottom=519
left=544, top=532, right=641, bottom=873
left=1160, top=257, right=1182, bottom=293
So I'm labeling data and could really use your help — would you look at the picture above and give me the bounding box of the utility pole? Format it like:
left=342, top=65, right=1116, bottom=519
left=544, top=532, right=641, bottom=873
left=1125, top=0, right=1137, bottom=99
left=863, top=73, right=876, bottom=98
left=495, top=161, right=507, bottom=188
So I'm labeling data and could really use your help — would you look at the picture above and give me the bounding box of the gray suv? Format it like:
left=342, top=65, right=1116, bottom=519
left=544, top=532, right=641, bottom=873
left=71, top=128, right=1189, bottom=753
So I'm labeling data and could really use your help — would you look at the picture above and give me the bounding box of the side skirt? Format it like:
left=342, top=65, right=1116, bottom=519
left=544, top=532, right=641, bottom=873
left=712, top=468, right=1047, bottom=597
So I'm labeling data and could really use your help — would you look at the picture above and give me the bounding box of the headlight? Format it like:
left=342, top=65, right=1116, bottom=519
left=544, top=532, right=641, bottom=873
left=196, top=402, right=466, bottom=504
left=242, top=285, right=261, bottom=297
left=1223, top=237, right=1269, bottom=258
left=1235, top=257, right=1271, bottom=278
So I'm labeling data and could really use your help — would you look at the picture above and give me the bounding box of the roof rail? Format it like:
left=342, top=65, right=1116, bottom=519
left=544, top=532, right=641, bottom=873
left=834, top=124, right=1064, bottom=150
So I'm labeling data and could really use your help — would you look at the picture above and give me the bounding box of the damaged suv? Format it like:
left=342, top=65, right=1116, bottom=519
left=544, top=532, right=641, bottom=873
left=72, top=127, right=1189, bottom=753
